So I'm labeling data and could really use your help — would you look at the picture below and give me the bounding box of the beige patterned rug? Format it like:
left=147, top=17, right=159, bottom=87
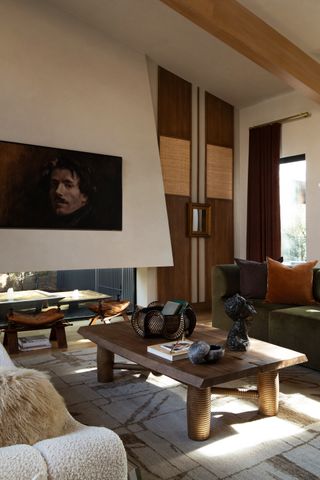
left=16, top=348, right=320, bottom=480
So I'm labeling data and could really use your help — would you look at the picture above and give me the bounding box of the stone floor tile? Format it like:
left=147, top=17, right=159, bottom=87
left=69, top=401, right=120, bottom=429
left=282, top=444, right=320, bottom=477
left=128, top=423, right=145, bottom=433
left=135, top=429, right=198, bottom=472
left=184, top=466, right=219, bottom=480
left=128, top=445, right=181, bottom=479
left=59, top=383, right=101, bottom=405
left=229, top=460, right=304, bottom=480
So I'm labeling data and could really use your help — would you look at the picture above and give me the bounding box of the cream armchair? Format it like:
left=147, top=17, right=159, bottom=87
left=0, top=343, right=127, bottom=480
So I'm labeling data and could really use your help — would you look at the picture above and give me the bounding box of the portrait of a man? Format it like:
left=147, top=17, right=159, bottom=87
left=0, top=140, right=122, bottom=231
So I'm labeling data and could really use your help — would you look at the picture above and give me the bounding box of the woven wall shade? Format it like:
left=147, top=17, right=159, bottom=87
left=159, top=136, right=190, bottom=196
left=206, top=144, right=233, bottom=200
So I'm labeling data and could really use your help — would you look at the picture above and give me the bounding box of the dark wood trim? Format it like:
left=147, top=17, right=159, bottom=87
left=280, top=153, right=305, bottom=164
left=197, top=237, right=200, bottom=302
left=197, top=87, right=200, bottom=203
left=196, top=87, right=200, bottom=302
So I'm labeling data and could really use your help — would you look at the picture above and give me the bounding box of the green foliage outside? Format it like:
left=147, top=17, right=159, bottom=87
left=283, top=221, right=306, bottom=262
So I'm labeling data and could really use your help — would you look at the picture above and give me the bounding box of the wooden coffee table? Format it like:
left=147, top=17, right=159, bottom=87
left=78, top=322, right=307, bottom=441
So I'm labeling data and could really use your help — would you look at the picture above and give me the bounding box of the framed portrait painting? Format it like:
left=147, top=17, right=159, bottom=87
left=0, top=140, right=122, bottom=231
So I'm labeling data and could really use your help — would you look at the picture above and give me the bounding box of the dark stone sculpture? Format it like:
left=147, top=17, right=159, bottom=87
left=224, top=293, right=256, bottom=351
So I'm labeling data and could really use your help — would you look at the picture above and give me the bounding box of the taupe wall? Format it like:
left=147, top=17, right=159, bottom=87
left=0, top=0, right=172, bottom=272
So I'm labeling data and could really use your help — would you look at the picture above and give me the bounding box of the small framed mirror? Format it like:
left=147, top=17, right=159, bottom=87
left=187, top=202, right=211, bottom=237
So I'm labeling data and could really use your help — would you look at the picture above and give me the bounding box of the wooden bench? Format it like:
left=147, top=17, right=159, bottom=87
left=2, top=308, right=70, bottom=354
left=0, top=305, right=99, bottom=354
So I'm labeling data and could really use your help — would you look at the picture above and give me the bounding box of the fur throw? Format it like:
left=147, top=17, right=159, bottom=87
left=0, top=366, right=69, bottom=447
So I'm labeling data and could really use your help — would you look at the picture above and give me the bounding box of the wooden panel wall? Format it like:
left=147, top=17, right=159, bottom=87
left=157, top=67, right=192, bottom=303
left=158, top=67, right=192, bottom=140
left=205, top=92, right=234, bottom=305
left=205, top=93, right=234, bottom=147
left=157, top=71, right=234, bottom=309
left=158, top=195, right=191, bottom=301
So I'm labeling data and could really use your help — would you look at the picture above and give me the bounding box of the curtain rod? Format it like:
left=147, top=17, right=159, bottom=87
left=250, top=111, right=311, bottom=129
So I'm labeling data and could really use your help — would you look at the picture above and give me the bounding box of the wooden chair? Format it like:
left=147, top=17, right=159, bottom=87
left=88, top=299, right=130, bottom=325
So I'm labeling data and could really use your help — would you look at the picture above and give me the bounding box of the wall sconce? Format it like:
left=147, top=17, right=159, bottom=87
left=187, top=202, right=211, bottom=237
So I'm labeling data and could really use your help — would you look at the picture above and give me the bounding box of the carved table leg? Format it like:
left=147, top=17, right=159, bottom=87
left=50, top=323, right=67, bottom=348
left=3, top=330, right=19, bottom=354
left=187, top=386, right=211, bottom=441
left=258, top=370, right=279, bottom=416
left=97, top=346, right=114, bottom=383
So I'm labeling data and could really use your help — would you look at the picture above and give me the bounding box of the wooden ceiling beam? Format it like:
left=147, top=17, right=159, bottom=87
left=160, top=0, right=320, bottom=103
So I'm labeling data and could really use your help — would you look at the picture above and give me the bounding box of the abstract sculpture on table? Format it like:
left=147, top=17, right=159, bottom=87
left=224, top=293, right=256, bottom=351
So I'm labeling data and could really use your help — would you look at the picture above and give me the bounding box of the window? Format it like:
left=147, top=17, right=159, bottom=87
left=280, top=154, right=306, bottom=263
left=57, top=268, right=136, bottom=311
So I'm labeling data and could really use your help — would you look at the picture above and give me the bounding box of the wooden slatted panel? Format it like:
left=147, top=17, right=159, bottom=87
left=205, top=92, right=234, bottom=310
left=157, top=195, right=191, bottom=303
left=157, top=67, right=192, bottom=302
left=159, top=136, right=190, bottom=196
left=205, top=199, right=234, bottom=304
left=205, top=92, right=233, bottom=148
left=158, top=67, right=192, bottom=140
left=206, top=144, right=233, bottom=200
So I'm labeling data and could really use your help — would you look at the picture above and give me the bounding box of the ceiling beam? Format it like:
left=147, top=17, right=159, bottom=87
left=160, top=0, right=320, bottom=103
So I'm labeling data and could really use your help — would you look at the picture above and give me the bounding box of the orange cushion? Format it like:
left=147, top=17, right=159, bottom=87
left=265, top=257, right=317, bottom=305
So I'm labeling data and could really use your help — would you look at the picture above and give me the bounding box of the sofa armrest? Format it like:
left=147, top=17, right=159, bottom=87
left=0, top=343, right=16, bottom=368
left=212, top=264, right=239, bottom=330
left=313, top=267, right=320, bottom=302
left=34, top=421, right=127, bottom=480
left=212, top=264, right=240, bottom=299
left=0, top=444, right=47, bottom=480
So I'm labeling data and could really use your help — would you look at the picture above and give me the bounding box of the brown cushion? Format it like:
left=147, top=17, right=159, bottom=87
left=88, top=300, right=130, bottom=316
left=265, top=257, right=317, bottom=305
left=7, top=308, right=64, bottom=326
left=235, top=258, right=267, bottom=299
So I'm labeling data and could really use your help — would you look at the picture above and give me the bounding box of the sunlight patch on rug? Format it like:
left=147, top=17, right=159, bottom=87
left=283, top=393, right=320, bottom=420
left=75, top=366, right=97, bottom=374
left=197, top=417, right=303, bottom=457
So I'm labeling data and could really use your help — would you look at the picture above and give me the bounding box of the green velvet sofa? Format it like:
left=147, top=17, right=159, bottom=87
left=212, top=264, right=320, bottom=370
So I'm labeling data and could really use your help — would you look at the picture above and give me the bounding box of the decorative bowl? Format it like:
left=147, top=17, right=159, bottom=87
left=205, top=344, right=225, bottom=363
left=188, top=341, right=224, bottom=364
left=188, top=341, right=210, bottom=364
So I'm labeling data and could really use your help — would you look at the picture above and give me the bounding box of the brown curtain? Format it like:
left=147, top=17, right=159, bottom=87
left=246, top=123, right=281, bottom=262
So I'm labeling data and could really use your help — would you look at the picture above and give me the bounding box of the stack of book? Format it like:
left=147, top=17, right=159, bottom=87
left=147, top=339, right=193, bottom=361
left=18, top=335, right=51, bottom=351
